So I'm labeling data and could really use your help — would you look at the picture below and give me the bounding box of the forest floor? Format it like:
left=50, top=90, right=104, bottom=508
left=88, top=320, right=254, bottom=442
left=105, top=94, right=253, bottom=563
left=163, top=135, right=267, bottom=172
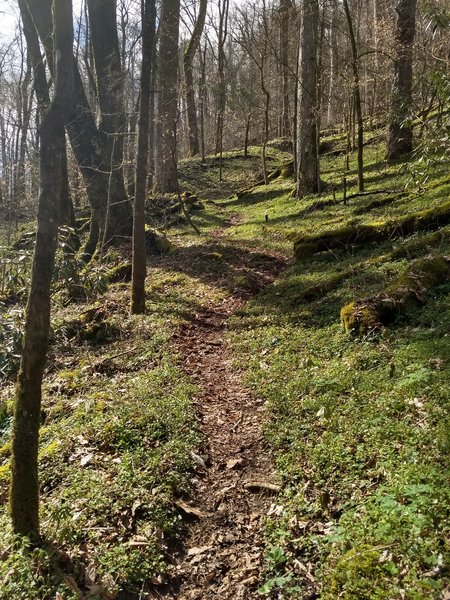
left=1, top=134, right=450, bottom=599
left=159, top=217, right=286, bottom=599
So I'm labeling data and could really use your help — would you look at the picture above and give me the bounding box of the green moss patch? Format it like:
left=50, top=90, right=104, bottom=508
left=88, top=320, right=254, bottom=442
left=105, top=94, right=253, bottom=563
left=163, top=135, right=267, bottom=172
left=341, top=256, right=450, bottom=335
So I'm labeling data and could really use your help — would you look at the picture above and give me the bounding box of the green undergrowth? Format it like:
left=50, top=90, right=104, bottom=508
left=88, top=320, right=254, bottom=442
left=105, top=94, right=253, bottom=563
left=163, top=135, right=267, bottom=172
left=0, top=284, right=200, bottom=598
left=1, top=127, right=450, bottom=598
left=215, top=135, right=450, bottom=597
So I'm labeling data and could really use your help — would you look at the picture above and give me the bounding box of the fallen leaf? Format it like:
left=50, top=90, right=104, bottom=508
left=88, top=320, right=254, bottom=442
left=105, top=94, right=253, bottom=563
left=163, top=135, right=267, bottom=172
left=187, top=545, right=211, bottom=556
left=80, top=453, right=93, bottom=467
left=174, top=499, right=207, bottom=518
left=226, top=458, right=243, bottom=470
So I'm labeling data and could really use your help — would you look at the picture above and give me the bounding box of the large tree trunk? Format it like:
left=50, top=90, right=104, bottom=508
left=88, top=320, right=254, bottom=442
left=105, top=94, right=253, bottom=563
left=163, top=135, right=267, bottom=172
left=184, top=0, right=207, bottom=157
left=86, top=0, right=130, bottom=249
left=132, top=0, right=156, bottom=314
left=387, top=0, right=417, bottom=160
left=24, top=0, right=132, bottom=256
left=156, top=0, right=180, bottom=193
left=11, top=0, right=73, bottom=540
left=297, top=0, right=320, bottom=196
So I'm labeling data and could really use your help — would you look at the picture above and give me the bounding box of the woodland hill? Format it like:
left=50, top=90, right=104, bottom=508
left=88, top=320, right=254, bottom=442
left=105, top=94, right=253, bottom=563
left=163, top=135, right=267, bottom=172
left=0, top=0, right=449, bottom=597
left=1, top=126, right=450, bottom=597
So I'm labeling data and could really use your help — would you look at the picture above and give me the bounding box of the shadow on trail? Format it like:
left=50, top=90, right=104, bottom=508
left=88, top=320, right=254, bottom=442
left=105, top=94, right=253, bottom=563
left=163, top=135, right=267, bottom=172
left=150, top=240, right=286, bottom=304
left=221, top=187, right=288, bottom=208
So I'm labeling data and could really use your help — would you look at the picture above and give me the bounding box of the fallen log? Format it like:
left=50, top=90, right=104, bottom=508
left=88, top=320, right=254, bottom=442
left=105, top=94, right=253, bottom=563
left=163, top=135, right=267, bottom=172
left=294, top=200, right=450, bottom=259
left=340, top=256, right=450, bottom=335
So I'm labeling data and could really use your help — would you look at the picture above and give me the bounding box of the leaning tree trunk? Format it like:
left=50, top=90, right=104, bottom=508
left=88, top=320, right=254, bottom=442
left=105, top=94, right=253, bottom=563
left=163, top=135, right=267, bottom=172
left=156, top=0, right=181, bottom=193
left=11, top=0, right=73, bottom=540
left=131, top=0, right=156, bottom=314
left=184, top=0, right=207, bottom=157
left=387, top=0, right=417, bottom=161
left=297, top=0, right=320, bottom=196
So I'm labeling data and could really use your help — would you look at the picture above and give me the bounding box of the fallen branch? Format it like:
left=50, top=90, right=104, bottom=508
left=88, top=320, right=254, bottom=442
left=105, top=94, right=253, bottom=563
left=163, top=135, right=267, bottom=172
left=243, top=481, right=281, bottom=493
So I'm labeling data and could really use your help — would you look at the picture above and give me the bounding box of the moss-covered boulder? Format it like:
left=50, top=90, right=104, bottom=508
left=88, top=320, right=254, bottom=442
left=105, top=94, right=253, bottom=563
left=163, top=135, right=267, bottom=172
left=341, top=256, right=450, bottom=335
left=107, top=262, right=132, bottom=283
left=294, top=200, right=450, bottom=259
left=145, top=228, right=173, bottom=256
left=59, top=304, right=120, bottom=345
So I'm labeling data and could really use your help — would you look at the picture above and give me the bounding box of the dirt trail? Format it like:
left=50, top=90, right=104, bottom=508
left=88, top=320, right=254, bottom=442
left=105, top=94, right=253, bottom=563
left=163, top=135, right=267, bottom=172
left=160, top=234, right=286, bottom=599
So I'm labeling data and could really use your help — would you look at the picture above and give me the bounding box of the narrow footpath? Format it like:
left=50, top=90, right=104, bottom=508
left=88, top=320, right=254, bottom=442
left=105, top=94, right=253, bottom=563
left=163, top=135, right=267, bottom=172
left=159, top=227, right=286, bottom=599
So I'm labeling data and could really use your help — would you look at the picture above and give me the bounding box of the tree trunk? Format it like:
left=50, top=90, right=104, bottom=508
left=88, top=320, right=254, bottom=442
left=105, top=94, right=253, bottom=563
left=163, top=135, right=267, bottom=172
left=156, top=0, right=180, bottom=193
left=11, top=0, right=73, bottom=540
left=184, top=0, right=207, bottom=157
left=132, top=0, right=156, bottom=314
left=24, top=0, right=132, bottom=256
left=297, top=0, right=320, bottom=197
left=279, top=0, right=290, bottom=137
left=215, top=0, right=229, bottom=182
left=343, top=0, right=364, bottom=192
left=387, top=0, right=417, bottom=160
left=326, top=0, right=339, bottom=127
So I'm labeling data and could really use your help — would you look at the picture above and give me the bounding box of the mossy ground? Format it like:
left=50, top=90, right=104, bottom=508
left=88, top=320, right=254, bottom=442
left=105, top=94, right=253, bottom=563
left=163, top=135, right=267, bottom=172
left=173, top=132, right=450, bottom=597
left=0, top=131, right=449, bottom=598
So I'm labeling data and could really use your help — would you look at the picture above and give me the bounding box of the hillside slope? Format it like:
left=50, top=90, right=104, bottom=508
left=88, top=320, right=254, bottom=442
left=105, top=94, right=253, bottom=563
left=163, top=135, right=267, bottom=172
left=0, top=137, right=449, bottom=598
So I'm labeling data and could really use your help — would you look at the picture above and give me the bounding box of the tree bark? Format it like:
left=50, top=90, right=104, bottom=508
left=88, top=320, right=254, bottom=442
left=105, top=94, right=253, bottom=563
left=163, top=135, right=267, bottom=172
left=156, top=0, right=181, bottom=193
left=132, top=0, right=156, bottom=314
left=184, top=0, right=207, bottom=157
left=11, top=0, right=73, bottom=540
left=343, top=0, right=364, bottom=192
left=215, top=0, right=229, bottom=182
left=24, top=0, right=132, bottom=256
left=387, top=0, right=417, bottom=160
left=297, top=0, right=320, bottom=196
left=326, top=0, right=339, bottom=127
left=279, top=0, right=291, bottom=137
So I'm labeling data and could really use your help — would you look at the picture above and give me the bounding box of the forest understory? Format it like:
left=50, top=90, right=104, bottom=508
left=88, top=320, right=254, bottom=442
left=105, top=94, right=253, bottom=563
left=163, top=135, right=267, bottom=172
left=1, top=130, right=450, bottom=599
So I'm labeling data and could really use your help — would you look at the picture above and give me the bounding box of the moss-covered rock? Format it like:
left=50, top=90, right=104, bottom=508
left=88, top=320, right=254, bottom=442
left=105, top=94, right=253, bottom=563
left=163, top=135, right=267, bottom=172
left=280, top=162, right=295, bottom=179
left=294, top=200, right=450, bottom=259
left=145, top=228, right=173, bottom=256
left=107, top=262, right=132, bottom=283
left=59, top=304, right=120, bottom=345
left=341, top=256, right=450, bottom=335
left=326, top=545, right=387, bottom=599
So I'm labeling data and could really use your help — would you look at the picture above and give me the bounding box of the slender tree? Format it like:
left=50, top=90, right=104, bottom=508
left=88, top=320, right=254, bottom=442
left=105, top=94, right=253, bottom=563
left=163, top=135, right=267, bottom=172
left=387, top=0, right=417, bottom=160
left=132, top=0, right=156, bottom=314
left=297, top=0, right=320, bottom=196
left=215, top=0, right=230, bottom=181
left=279, top=0, right=290, bottom=137
left=156, top=0, right=181, bottom=193
left=11, top=0, right=73, bottom=539
left=342, top=0, right=364, bottom=191
left=184, top=0, right=208, bottom=157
